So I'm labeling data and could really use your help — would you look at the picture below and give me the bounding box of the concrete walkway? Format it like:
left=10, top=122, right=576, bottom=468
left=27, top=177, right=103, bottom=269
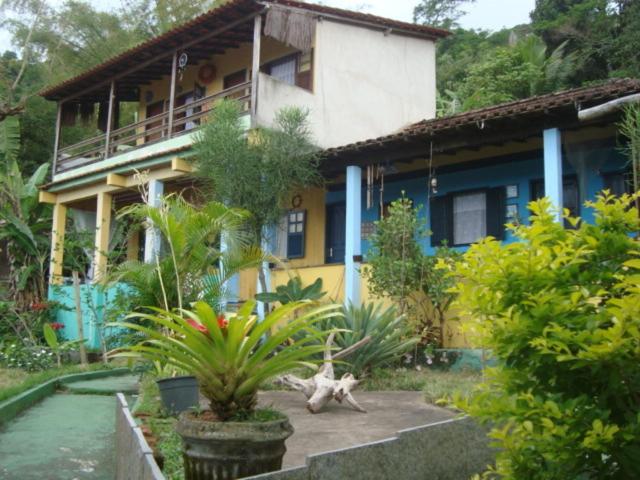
left=202, top=391, right=454, bottom=469
left=0, top=375, right=139, bottom=480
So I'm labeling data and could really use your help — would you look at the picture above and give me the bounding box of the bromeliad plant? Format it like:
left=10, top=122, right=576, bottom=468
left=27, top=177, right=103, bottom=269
left=110, top=300, right=341, bottom=420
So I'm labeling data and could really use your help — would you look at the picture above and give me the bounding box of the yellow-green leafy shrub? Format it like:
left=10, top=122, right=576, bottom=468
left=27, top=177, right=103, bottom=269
left=453, top=194, right=640, bottom=479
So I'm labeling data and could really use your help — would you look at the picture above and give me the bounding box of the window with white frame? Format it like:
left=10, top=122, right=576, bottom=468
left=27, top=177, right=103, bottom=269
left=453, top=192, right=487, bottom=245
left=286, top=210, right=306, bottom=258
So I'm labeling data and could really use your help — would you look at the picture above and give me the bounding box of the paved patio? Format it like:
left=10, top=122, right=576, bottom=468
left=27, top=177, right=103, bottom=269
left=256, top=391, right=454, bottom=468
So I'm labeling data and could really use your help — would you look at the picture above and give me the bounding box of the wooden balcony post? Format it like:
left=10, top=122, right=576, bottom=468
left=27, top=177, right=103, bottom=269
left=167, top=50, right=178, bottom=138
left=251, top=14, right=262, bottom=127
left=49, top=202, right=67, bottom=285
left=104, top=80, right=115, bottom=158
left=52, top=102, right=62, bottom=175
left=93, top=191, right=112, bottom=284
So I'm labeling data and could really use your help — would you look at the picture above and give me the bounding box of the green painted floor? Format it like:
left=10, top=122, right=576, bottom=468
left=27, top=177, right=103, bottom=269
left=0, top=375, right=140, bottom=479
left=64, top=374, right=140, bottom=394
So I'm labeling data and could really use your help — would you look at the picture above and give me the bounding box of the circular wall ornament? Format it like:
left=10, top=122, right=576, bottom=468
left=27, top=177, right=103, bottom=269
left=198, top=64, right=217, bottom=85
left=178, top=52, right=189, bottom=69
left=291, top=194, right=303, bottom=209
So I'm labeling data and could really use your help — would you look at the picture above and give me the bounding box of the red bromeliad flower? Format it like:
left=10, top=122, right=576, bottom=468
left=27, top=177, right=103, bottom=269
left=50, top=322, right=64, bottom=331
left=217, top=315, right=228, bottom=329
left=187, top=318, right=209, bottom=335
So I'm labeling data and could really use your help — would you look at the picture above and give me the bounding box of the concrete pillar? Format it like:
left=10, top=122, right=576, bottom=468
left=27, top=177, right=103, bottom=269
left=144, top=179, right=164, bottom=263
left=345, top=165, right=362, bottom=306
left=93, top=192, right=112, bottom=283
left=543, top=128, right=564, bottom=223
left=49, top=202, right=67, bottom=285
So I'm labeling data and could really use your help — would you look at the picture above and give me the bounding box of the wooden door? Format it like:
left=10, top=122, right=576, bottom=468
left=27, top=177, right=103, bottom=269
left=325, top=202, right=346, bottom=264
left=145, top=101, right=164, bottom=142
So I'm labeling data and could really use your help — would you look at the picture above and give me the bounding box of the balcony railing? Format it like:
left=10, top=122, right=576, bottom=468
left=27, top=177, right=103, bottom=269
left=54, top=81, right=252, bottom=175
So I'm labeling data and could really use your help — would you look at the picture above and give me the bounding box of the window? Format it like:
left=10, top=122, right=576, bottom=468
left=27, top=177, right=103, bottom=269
left=286, top=210, right=306, bottom=259
left=430, top=187, right=505, bottom=247
left=267, top=55, right=297, bottom=85
left=530, top=177, right=580, bottom=220
left=453, top=192, right=487, bottom=245
left=603, top=170, right=633, bottom=196
left=223, top=69, right=247, bottom=90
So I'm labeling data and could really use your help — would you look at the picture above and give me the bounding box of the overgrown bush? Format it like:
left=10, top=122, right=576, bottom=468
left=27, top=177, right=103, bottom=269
left=363, top=195, right=460, bottom=347
left=453, top=194, right=640, bottom=479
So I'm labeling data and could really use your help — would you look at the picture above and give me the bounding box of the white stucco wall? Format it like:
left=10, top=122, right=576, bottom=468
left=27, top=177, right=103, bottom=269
left=257, top=19, right=437, bottom=149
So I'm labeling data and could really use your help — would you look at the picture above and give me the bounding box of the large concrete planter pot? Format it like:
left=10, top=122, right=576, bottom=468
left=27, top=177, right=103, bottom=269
left=176, top=411, right=294, bottom=480
left=156, top=376, right=199, bottom=415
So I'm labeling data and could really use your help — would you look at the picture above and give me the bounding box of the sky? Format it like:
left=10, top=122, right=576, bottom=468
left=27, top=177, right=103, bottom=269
left=0, top=0, right=536, bottom=50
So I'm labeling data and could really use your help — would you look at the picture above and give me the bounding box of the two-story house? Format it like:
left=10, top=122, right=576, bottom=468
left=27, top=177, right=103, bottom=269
left=38, top=0, right=448, bottom=345
left=39, top=0, right=640, bottom=351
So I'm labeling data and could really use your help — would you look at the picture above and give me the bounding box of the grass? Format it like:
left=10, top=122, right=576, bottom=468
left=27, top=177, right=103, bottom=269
left=0, top=362, right=122, bottom=403
left=360, top=367, right=483, bottom=406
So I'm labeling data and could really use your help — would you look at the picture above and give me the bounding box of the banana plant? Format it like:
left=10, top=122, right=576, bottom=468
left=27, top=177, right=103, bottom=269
left=109, top=300, right=341, bottom=420
left=43, top=323, right=84, bottom=367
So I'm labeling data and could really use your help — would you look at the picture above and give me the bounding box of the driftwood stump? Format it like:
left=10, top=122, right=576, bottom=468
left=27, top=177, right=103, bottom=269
left=277, top=333, right=371, bottom=414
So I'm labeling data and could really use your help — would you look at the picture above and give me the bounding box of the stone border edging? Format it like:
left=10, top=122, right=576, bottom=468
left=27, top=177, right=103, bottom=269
left=115, top=393, right=165, bottom=480
left=0, top=367, right=130, bottom=426
left=244, top=416, right=494, bottom=480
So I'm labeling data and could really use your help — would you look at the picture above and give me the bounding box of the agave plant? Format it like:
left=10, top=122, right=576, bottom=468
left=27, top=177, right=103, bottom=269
left=110, top=300, right=340, bottom=420
left=326, top=302, right=419, bottom=377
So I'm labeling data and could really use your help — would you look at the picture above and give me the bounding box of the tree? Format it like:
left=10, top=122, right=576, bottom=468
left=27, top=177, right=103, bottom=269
left=0, top=117, right=52, bottom=308
left=413, top=0, right=476, bottom=29
left=193, top=100, right=322, bottom=294
left=460, top=35, right=575, bottom=110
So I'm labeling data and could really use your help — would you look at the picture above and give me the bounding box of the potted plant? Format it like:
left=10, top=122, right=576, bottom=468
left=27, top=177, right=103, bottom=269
left=154, top=363, right=199, bottom=416
left=111, top=299, right=339, bottom=479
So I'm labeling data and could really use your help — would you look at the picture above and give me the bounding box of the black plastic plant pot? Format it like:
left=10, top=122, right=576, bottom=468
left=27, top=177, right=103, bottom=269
left=156, top=375, right=199, bottom=415
left=176, top=412, right=294, bottom=480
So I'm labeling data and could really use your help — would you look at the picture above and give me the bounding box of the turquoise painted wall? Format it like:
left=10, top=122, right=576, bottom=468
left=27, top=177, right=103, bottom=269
left=327, top=141, right=627, bottom=257
left=48, top=283, right=132, bottom=349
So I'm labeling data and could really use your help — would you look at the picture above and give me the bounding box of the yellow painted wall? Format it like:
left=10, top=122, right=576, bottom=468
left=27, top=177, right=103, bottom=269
left=137, top=37, right=300, bottom=123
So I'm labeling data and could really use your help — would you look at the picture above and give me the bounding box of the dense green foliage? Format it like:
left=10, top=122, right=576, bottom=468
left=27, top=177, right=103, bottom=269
left=255, top=277, right=326, bottom=305
left=112, top=300, right=340, bottom=420
left=454, top=195, right=640, bottom=479
left=363, top=195, right=460, bottom=346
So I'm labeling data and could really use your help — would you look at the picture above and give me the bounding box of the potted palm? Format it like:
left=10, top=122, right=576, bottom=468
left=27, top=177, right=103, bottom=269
left=112, top=299, right=339, bottom=479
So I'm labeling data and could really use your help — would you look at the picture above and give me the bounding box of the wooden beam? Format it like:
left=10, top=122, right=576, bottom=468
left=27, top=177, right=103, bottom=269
left=58, top=11, right=263, bottom=103
left=52, top=103, right=62, bottom=175
left=39, top=190, right=57, bottom=204
left=167, top=51, right=178, bottom=138
left=104, top=80, right=116, bottom=158
left=171, top=157, right=192, bottom=173
left=106, top=173, right=127, bottom=187
left=250, top=14, right=262, bottom=127
left=93, top=192, right=112, bottom=284
left=49, top=203, right=67, bottom=285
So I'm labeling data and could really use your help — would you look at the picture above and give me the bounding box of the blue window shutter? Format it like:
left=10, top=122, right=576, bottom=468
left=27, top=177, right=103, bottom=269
left=430, top=195, right=453, bottom=247
left=286, top=210, right=306, bottom=259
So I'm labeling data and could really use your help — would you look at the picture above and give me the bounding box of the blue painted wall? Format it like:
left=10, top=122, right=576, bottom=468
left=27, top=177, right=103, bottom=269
left=48, top=283, right=131, bottom=349
left=328, top=141, right=628, bottom=258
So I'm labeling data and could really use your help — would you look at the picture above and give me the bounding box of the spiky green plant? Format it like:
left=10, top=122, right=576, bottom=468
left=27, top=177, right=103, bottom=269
left=255, top=276, right=326, bottom=304
left=110, top=300, right=341, bottom=420
left=326, top=303, right=419, bottom=377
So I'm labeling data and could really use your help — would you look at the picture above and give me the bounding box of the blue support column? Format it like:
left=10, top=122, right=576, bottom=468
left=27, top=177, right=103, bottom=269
left=220, top=234, right=239, bottom=312
left=543, top=128, right=564, bottom=223
left=345, top=165, right=362, bottom=306
left=144, top=179, right=164, bottom=263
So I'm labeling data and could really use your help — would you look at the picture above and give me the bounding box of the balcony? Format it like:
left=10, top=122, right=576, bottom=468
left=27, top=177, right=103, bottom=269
left=54, top=81, right=252, bottom=176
